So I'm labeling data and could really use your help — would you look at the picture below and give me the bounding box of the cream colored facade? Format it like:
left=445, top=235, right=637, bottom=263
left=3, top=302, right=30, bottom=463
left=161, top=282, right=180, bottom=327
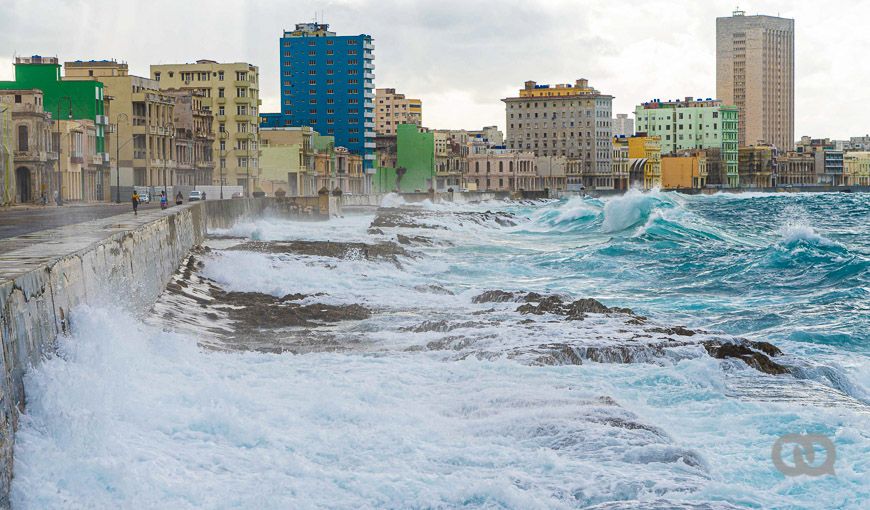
left=375, top=88, right=422, bottom=136
left=259, top=127, right=315, bottom=196
left=163, top=89, right=215, bottom=188
left=611, top=139, right=630, bottom=190
left=465, top=151, right=537, bottom=192
left=151, top=60, right=261, bottom=196
left=0, top=89, right=52, bottom=203
left=65, top=61, right=176, bottom=193
left=717, top=10, right=794, bottom=150
left=844, top=152, right=870, bottom=186
left=56, top=119, right=105, bottom=201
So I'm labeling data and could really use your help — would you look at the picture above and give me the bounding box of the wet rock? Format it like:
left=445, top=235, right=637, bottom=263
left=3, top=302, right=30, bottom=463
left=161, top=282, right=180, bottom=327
left=703, top=341, right=789, bottom=375
left=396, top=234, right=434, bottom=246
left=650, top=326, right=697, bottom=337
left=229, top=240, right=411, bottom=264
left=413, top=284, right=455, bottom=295
left=367, top=227, right=384, bottom=235
left=473, top=290, right=518, bottom=303
left=211, top=289, right=371, bottom=329
left=403, top=320, right=480, bottom=333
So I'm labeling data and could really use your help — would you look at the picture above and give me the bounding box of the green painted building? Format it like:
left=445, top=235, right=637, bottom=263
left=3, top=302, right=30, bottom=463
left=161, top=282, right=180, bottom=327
left=380, top=124, right=433, bottom=192
left=635, top=97, right=739, bottom=186
left=0, top=56, right=108, bottom=156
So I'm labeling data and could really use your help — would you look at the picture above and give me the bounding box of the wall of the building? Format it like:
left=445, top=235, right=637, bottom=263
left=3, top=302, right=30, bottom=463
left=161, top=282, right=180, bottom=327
left=395, top=124, right=434, bottom=192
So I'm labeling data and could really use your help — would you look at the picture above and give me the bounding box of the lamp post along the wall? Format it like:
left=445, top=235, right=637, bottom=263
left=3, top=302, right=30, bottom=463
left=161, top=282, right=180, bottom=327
left=114, top=112, right=128, bottom=203
left=219, top=130, right=227, bottom=199
left=55, top=96, right=73, bottom=206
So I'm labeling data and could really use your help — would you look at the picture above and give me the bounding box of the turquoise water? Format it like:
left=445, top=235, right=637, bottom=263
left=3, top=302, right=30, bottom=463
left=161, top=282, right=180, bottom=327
left=12, top=191, right=869, bottom=509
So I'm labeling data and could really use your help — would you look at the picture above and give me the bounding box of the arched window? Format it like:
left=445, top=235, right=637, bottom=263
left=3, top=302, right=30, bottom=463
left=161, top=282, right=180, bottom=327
left=499, top=161, right=503, bottom=173
left=509, top=161, right=514, bottom=172
left=486, top=161, right=490, bottom=173
left=475, top=161, right=479, bottom=173
left=18, top=125, right=28, bottom=151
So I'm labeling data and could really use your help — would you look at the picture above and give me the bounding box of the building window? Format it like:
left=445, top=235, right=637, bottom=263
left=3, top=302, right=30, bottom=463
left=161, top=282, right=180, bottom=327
left=17, top=125, right=28, bottom=151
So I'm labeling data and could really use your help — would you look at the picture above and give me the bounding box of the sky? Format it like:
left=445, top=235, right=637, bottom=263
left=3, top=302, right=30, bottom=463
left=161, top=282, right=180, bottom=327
left=1, top=0, right=868, bottom=140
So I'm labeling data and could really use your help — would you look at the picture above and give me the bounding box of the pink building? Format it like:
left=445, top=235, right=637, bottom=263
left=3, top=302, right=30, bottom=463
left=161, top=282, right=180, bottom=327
left=465, top=151, right=537, bottom=191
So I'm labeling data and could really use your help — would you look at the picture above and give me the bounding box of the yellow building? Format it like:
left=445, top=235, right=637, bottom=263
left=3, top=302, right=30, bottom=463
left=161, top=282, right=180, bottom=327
left=64, top=60, right=176, bottom=195
left=518, top=78, right=599, bottom=98
left=259, top=127, right=315, bottom=196
left=627, top=135, right=662, bottom=189
left=611, top=138, right=630, bottom=190
left=56, top=119, right=105, bottom=201
left=844, top=151, right=870, bottom=186
left=151, top=60, right=261, bottom=195
left=661, top=154, right=707, bottom=189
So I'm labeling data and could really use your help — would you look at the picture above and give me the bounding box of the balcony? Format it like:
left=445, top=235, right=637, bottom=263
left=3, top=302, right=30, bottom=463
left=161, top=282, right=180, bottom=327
left=216, top=96, right=226, bottom=104
left=364, top=72, right=375, bottom=81
left=363, top=41, right=374, bottom=51
left=234, top=80, right=251, bottom=88
left=216, top=114, right=226, bottom=122
left=234, top=114, right=256, bottom=123
left=364, top=121, right=375, bottom=129
left=95, top=115, right=109, bottom=125
left=364, top=142, right=376, bottom=149
left=364, top=91, right=374, bottom=99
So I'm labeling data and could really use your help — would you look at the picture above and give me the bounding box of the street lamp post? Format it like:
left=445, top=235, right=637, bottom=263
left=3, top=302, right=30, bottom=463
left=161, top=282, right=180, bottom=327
left=55, top=96, right=73, bottom=206
left=114, top=112, right=128, bottom=203
left=219, top=130, right=227, bottom=199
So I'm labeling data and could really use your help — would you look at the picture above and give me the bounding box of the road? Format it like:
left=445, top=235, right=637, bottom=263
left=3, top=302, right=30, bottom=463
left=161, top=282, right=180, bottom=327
left=0, top=202, right=161, bottom=239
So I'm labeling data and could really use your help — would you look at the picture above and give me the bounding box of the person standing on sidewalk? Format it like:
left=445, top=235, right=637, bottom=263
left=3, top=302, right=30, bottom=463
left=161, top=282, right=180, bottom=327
left=132, top=191, right=140, bottom=216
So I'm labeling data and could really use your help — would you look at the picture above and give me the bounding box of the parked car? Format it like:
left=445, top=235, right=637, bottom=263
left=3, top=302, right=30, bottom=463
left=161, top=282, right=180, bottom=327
left=189, top=190, right=203, bottom=202
left=138, top=192, right=151, bottom=204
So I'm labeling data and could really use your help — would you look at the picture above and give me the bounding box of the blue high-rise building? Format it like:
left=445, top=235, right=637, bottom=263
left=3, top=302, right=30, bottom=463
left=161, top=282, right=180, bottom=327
left=277, top=23, right=375, bottom=172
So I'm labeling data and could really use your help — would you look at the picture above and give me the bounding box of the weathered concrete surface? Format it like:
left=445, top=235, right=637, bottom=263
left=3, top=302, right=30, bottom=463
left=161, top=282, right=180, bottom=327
left=0, top=203, right=159, bottom=241
left=0, top=203, right=207, bottom=506
left=340, top=191, right=508, bottom=208
left=204, top=196, right=332, bottom=229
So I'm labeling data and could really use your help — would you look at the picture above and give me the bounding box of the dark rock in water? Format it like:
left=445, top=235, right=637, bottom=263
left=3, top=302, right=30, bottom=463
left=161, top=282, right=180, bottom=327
left=228, top=240, right=411, bottom=264
left=403, top=320, right=480, bottom=333
left=703, top=341, right=789, bottom=375
left=396, top=234, right=435, bottom=246
left=413, top=284, right=455, bottom=295
left=367, top=227, right=384, bottom=235
left=211, top=289, right=371, bottom=329
left=650, top=326, right=697, bottom=337
left=370, top=207, right=518, bottom=230
left=515, top=295, right=622, bottom=321
left=472, top=290, right=518, bottom=303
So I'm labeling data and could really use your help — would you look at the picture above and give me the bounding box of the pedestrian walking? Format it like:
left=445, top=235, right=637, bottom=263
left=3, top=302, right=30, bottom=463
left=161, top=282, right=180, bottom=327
left=160, top=191, right=168, bottom=210
left=132, top=191, right=140, bottom=215
left=175, top=191, right=183, bottom=206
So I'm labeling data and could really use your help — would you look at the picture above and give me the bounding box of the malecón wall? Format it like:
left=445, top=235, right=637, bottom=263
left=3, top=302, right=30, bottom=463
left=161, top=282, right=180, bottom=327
left=0, top=204, right=206, bottom=507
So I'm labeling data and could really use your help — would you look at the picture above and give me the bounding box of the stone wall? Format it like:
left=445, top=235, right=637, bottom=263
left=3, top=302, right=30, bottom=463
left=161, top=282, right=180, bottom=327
left=0, top=197, right=332, bottom=507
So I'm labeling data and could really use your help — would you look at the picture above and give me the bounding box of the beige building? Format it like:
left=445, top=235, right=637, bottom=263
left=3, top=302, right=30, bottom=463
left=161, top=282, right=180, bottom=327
left=0, top=89, right=52, bottom=203
left=375, top=88, right=422, bottom=135
left=163, top=89, right=215, bottom=188
left=56, top=119, right=104, bottom=201
left=778, top=151, right=815, bottom=186
left=260, top=127, right=315, bottom=196
left=465, top=150, right=537, bottom=192
left=844, top=152, right=870, bottom=186
left=716, top=10, right=794, bottom=150
left=610, top=139, right=630, bottom=190
left=65, top=60, right=177, bottom=194
left=535, top=155, right=567, bottom=191
left=661, top=153, right=708, bottom=190
left=503, top=79, right=613, bottom=191
left=151, top=60, right=261, bottom=196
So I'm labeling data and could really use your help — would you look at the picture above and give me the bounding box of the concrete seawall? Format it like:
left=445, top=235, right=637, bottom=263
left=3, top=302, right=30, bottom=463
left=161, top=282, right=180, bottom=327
left=0, top=197, right=328, bottom=507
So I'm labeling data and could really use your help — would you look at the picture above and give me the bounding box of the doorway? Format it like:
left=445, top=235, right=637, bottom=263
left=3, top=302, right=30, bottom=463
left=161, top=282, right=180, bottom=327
left=15, top=167, right=31, bottom=203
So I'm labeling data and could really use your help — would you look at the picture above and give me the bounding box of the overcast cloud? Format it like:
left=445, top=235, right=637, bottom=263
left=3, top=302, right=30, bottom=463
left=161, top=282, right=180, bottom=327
left=1, top=0, right=867, bottom=139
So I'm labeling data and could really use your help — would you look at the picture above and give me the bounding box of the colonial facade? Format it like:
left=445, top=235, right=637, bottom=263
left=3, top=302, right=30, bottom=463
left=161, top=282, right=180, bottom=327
left=163, top=89, right=215, bottom=188
left=503, top=79, right=613, bottom=191
left=152, top=60, right=261, bottom=195
left=465, top=150, right=536, bottom=192
left=0, top=90, right=52, bottom=203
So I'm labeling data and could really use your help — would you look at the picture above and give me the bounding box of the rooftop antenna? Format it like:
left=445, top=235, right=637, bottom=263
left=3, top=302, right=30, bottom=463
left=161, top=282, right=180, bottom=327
left=734, top=5, right=745, bottom=16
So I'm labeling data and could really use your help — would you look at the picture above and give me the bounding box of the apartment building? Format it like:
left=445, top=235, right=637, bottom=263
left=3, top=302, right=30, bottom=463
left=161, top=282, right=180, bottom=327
left=163, top=89, right=215, bottom=187
left=375, top=88, right=421, bottom=135
left=279, top=23, right=375, bottom=180
left=0, top=90, right=52, bottom=203
left=152, top=60, right=260, bottom=195
left=503, top=79, right=613, bottom=191
left=65, top=60, right=176, bottom=196
left=717, top=10, right=794, bottom=150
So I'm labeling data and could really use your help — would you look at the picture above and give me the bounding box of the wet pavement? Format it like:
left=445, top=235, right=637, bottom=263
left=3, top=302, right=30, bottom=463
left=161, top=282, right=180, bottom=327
left=0, top=203, right=189, bottom=283
left=0, top=202, right=160, bottom=239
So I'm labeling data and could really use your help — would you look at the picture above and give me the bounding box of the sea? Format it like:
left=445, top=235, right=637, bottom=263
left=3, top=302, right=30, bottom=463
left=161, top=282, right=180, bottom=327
left=11, top=191, right=869, bottom=509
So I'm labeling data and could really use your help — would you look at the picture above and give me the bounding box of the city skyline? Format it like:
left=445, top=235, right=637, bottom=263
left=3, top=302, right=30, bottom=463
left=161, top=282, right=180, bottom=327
left=1, top=0, right=869, bottom=140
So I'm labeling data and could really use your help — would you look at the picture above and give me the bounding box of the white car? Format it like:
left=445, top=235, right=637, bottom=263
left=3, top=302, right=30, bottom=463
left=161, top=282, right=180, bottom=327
left=189, top=190, right=203, bottom=201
